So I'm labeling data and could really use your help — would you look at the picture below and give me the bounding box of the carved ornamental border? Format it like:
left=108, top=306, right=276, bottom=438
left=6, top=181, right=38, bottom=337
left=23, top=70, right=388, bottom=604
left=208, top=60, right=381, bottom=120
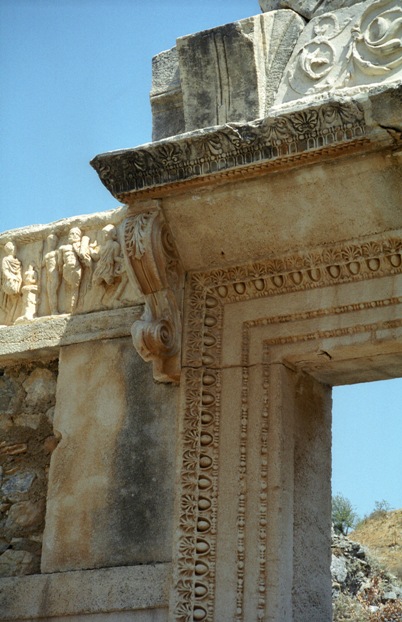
left=173, top=231, right=402, bottom=621
left=91, top=99, right=370, bottom=200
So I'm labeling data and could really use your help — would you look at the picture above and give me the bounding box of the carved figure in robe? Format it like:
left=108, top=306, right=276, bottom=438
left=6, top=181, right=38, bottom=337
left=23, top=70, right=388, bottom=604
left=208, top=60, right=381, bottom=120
left=91, top=224, right=129, bottom=306
left=92, top=224, right=123, bottom=287
left=43, top=233, right=61, bottom=315
left=1, top=241, right=22, bottom=323
left=59, top=227, right=91, bottom=313
left=15, top=265, right=39, bottom=324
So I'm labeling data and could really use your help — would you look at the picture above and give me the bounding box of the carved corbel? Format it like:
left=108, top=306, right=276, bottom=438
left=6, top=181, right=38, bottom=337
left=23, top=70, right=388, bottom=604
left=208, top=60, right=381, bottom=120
left=122, top=210, right=184, bottom=383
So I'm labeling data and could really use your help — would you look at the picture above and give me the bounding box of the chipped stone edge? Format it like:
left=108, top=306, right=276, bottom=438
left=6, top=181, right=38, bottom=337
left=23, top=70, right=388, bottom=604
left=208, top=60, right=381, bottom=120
left=0, top=306, right=143, bottom=364
left=90, top=84, right=401, bottom=202
left=0, top=563, right=170, bottom=620
left=0, top=207, right=127, bottom=245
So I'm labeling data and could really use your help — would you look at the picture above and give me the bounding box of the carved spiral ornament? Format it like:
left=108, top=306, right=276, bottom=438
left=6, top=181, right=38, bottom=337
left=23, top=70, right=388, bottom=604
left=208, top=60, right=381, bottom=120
left=299, top=41, right=335, bottom=81
left=352, top=0, right=402, bottom=75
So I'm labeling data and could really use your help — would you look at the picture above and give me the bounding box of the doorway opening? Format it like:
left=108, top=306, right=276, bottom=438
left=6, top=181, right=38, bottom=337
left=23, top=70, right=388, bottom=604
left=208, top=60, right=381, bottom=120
left=332, top=378, right=402, bottom=520
left=331, top=378, right=402, bottom=620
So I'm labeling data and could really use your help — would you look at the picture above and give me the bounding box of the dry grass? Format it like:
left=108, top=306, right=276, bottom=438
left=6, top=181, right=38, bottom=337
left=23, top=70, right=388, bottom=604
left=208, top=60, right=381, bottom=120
left=351, top=509, right=402, bottom=581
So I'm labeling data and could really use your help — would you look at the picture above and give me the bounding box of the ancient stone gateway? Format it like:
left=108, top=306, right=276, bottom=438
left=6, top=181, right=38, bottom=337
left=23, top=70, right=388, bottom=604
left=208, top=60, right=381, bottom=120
left=1, top=2, right=401, bottom=621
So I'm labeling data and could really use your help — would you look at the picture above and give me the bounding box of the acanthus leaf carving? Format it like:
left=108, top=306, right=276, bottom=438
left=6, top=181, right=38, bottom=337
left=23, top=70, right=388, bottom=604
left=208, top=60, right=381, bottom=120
left=122, top=210, right=184, bottom=383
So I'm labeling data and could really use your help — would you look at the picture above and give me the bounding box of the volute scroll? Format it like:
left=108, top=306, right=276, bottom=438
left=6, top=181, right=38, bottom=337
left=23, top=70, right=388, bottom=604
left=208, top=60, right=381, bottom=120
left=122, top=209, right=184, bottom=383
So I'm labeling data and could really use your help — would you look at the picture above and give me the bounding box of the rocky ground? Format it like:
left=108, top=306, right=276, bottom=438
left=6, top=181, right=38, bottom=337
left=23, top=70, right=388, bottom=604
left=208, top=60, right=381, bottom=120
left=332, top=524, right=402, bottom=621
left=351, top=510, right=402, bottom=583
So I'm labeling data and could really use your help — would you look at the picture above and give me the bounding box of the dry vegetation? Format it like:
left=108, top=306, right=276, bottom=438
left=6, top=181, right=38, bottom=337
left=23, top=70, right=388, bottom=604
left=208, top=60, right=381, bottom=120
left=333, top=509, right=402, bottom=622
left=352, top=509, right=402, bottom=582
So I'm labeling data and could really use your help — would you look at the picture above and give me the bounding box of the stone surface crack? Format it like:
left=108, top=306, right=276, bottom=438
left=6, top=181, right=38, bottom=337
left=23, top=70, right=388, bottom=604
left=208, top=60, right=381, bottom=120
left=378, top=124, right=402, bottom=144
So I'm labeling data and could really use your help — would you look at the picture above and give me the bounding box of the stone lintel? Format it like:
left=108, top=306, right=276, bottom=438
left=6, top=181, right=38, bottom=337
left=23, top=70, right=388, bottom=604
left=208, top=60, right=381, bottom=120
left=0, top=306, right=142, bottom=364
left=0, top=563, right=170, bottom=620
left=90, top=86, right=400, bottom=203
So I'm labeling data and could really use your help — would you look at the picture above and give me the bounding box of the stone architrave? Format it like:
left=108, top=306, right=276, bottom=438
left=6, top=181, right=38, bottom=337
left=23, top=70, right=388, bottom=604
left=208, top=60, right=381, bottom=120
left=275, top=0, right=402, bottom=105
left=91, top=82, right=402, bottom=621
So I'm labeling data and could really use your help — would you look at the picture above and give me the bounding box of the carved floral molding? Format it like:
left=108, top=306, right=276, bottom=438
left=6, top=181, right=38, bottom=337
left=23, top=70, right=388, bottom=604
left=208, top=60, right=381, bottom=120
left=91, top=98, right=368, bottom=200
left=172, top=230, right=402, bottom=621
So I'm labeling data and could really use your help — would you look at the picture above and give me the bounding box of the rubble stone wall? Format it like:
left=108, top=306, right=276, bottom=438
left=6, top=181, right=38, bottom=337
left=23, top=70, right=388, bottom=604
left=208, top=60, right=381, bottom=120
left=0, top=361, right=58, bottom=577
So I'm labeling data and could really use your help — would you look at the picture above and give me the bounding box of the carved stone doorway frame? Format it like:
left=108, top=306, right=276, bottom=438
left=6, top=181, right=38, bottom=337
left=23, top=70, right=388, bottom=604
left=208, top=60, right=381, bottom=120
left=91, top=83, right=402, bottom=622
left=171, top=232, right=402, bottom=622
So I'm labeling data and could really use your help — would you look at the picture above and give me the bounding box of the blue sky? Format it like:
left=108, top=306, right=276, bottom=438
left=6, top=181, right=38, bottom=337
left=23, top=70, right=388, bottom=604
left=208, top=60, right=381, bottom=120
left=1, top=0, right=401, bottom=518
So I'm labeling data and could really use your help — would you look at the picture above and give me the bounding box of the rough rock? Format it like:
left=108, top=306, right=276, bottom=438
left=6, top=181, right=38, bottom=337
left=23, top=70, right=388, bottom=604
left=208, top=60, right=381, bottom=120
left=331, top=554, right=348, bottom=584
left=5, top=499, right=45, bottom=531
left=331, top=528, right=402, bottom=618
left=22, top=368, right=57, bottom=412
left=0, top=375, right=23, bottom=416
left=0, top=549, right=38, bottom=577
left=12, top=414, right=42, bottom=430
left=1, top=471, right=36, bottom=501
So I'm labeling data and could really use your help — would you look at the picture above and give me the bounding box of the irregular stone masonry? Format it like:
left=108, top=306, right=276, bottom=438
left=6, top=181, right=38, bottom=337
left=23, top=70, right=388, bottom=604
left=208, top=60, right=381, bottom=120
left=0, top=362, right=58, bottom=577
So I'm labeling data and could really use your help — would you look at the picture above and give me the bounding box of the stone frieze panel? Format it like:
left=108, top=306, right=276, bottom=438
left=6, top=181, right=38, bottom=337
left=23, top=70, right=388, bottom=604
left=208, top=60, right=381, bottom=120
left=0, top=212, right=141, bottom=327
left=275, top=0, right=402, bottom=104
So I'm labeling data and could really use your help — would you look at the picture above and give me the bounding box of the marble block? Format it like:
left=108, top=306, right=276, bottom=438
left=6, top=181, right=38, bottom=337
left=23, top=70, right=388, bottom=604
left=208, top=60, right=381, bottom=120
left=175, top=10, right=304, bottom=131
left=274, top=0, right=402, bottom=105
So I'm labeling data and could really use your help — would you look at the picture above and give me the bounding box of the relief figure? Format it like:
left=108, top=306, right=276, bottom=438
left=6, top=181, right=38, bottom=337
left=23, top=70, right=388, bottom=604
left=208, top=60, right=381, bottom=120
left=92, top=224, right=128, bottom=306
left=15, top=265, right=39, bottom=324
left=1, top=241, right=22, bottom=323
left=43, top=233, right=61, bottom=315
left=59, top=227, right=91, bottom=313
left=92, top=224, right=123, bottom=287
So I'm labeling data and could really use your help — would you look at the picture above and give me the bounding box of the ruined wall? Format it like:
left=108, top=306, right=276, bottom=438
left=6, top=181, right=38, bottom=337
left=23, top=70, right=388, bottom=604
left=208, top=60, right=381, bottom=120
left=1, top=1, right=401, bottom=620
left=0, top=361, right=58, bottom=577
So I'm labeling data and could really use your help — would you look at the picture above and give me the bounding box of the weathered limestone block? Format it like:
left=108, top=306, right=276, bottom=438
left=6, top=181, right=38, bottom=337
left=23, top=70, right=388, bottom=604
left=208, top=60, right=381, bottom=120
left=176, top=10, right=304, bottom=131
left=151, top=47, right=184, bottom=140
left=23, top=368, right=57, bottom=413
left=275, top=0, right=402, bottom=105
left=259, top=0, right=369, bottom=19
left=0, top=564, right=170, bottom=621
left=41, top=337, right=178, bottom=573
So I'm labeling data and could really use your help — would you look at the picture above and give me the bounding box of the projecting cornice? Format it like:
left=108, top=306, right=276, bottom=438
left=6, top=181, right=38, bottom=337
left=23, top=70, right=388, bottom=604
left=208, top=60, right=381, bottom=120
left=90, top=86, right=401, bottom=202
